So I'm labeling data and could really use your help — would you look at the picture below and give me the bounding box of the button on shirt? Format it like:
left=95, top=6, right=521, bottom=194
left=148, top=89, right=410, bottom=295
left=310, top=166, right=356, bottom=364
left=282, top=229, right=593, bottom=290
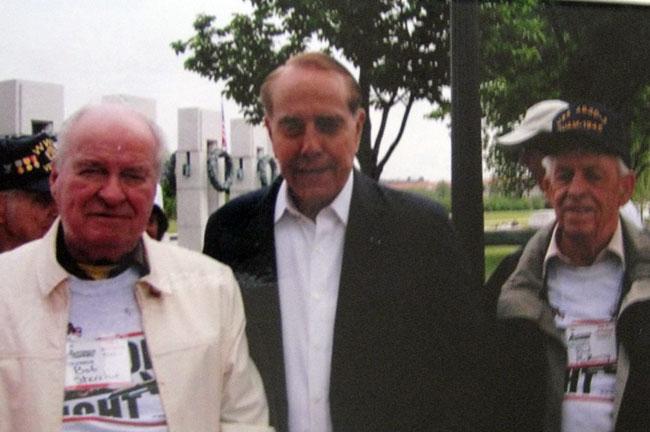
left=274, top=173, right=353, bottom=432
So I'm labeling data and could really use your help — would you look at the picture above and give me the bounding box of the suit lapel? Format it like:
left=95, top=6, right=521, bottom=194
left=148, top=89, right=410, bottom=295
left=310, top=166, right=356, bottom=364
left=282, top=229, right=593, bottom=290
left=330, top=172, right=387, bottom=411
left=234, top=179, right=289, bottom=431
left=337, top=171, right=386, bottom=311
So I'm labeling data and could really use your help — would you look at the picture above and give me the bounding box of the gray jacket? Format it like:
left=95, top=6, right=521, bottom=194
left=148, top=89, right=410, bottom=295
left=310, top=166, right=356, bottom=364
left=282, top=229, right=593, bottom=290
left=497, top=218, right=650, bottom=431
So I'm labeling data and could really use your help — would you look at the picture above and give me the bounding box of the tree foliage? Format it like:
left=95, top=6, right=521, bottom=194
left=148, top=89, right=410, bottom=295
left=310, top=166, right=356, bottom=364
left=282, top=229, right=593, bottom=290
left=161, top=153, right=177, bottom=219
left=481, top=1, right=650, bottom=196
left=172, top=0, right=450, bottom=179
left=632, top=87, right=650, bottom=217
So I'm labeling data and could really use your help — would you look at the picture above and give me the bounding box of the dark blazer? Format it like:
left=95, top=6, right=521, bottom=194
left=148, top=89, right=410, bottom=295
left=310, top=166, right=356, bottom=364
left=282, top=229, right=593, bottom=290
left=204, top=171, right=494, bottom=431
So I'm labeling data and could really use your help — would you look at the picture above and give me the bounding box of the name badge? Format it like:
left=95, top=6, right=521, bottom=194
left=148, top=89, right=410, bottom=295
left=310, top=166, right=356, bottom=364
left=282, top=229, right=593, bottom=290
left=65, top=338, right=132, bottom=390
left=565, top=320, right=617, bottom=368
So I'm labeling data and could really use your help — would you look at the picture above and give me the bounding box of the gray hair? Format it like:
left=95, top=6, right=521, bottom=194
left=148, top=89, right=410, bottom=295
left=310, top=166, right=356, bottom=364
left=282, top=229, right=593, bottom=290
left=541, top=154, right=631, bottom=180
left=56, top=103, right=167, bottom=179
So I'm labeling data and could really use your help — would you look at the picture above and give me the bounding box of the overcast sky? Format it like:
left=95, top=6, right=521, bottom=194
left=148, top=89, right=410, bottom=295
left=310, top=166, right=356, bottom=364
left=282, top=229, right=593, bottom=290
left=0, top=0, right=453, bottom=181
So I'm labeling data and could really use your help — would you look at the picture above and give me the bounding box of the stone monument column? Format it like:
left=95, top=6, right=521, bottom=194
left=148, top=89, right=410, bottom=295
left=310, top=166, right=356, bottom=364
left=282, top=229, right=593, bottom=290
left=229, top=118, right=275, bottom=200
left=175, top=108, right=226, bottom=251
left=0, top=79, right=64, bottom=136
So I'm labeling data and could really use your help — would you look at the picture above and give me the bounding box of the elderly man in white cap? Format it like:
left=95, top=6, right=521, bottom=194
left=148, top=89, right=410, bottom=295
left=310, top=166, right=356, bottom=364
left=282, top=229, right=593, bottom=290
left=495, top=99, right=642, bottom=225
left=491, top=100, right=650, bottom=432
left=485, top=100, right=643, bottom=307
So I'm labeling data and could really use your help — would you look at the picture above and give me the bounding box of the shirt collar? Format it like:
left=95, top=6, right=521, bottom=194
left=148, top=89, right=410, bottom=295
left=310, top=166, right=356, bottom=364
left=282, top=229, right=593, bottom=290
left=274, top=171, right=354, bottom=225
left=56, top=224, right=149, bottom=280
left=544, top=218, right=625, bottom=273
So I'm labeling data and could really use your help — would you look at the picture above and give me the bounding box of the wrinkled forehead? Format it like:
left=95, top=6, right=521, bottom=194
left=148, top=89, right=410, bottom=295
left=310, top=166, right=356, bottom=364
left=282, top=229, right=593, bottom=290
left=545, top=150, right=624, bottom=176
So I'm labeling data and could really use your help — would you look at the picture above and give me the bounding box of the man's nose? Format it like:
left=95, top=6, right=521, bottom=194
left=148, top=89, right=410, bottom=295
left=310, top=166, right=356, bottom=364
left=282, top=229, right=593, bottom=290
left=567, top=172, right=588, bottom=195
left=98, top=175, right=127, bottom=205
left=300, top=123, right=323, bottom=155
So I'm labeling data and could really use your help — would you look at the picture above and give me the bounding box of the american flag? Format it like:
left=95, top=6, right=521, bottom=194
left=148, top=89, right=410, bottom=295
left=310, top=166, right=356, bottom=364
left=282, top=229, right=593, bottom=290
left=221, top=100, right=228, bottom=151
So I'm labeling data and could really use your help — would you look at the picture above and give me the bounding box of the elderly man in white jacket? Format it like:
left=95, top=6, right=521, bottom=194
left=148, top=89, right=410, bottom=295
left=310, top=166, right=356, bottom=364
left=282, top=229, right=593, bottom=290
left=0, top=103, right=272, bottom=432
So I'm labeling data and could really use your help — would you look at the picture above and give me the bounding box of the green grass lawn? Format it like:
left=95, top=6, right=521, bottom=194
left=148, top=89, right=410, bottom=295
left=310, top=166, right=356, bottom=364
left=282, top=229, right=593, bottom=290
left=484, top=210, right=533, bottom=231
left=485, top=244, right=519, bottom=280
left=484, top=210, right=532, bottom=279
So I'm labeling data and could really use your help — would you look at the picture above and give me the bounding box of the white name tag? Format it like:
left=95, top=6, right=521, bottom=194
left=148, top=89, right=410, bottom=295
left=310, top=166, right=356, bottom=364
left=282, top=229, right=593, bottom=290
left=65, top=338, right=132, bottom=390
left=565, top=320, right=617, bottom=368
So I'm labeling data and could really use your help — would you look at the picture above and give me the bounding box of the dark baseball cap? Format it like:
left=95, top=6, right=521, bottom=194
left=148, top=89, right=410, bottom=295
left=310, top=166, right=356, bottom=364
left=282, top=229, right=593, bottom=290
left=497, top=100, right=631, bottom=167
left=0, top=133, right=57, bottom=192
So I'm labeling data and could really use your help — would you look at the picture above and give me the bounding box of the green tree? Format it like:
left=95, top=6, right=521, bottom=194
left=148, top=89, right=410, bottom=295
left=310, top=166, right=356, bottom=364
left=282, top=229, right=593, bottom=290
left=481, top=1, right=650, bottom=195
left=480, top=0, right=566, bottom=196
left=631, top=87, right=650, bottom=220
left=161, top=153, right=177, bottom=219
left=172, top=0, right=450, bottom=180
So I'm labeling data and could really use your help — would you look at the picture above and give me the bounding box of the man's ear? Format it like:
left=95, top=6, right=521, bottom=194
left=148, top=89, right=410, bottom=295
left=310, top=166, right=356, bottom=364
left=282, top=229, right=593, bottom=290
left=0, top=193, right=8, bottom=225
left=49, top=164, right=59, bottom=202
left=265, top=115, right=280, bottom=159
left=354, top=109, right=366, bottom=152
left=619, top=173, right=636, bottom=205
left=542, top=177, right=553, bottom=202
left=537, top=176, right=548, bottom=193
left=264, top=116, right=273, bottom=141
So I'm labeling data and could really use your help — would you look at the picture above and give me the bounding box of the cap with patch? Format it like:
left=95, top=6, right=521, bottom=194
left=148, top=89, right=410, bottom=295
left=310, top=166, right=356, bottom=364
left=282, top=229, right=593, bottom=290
left=496, top=100, right=631, bottom=167
left=0, top=133, right=57, bottom=192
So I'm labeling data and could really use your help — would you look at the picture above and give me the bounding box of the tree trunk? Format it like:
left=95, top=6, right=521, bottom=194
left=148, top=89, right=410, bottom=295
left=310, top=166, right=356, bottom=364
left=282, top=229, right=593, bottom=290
left=356, top=64, right=378, bottom=180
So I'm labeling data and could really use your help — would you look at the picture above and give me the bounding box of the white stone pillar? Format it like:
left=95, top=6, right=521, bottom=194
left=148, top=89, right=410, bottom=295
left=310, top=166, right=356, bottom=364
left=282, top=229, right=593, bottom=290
left=0, top=79, right=64, bottom=136
left=175, top=108, right=225, bottom=251
left=229, top=118, right=274, bottom=200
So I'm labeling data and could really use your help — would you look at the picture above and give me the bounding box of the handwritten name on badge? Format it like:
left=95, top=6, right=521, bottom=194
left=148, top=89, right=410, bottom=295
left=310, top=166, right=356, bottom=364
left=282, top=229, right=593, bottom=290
left=65, top=338, right=131, bottom=390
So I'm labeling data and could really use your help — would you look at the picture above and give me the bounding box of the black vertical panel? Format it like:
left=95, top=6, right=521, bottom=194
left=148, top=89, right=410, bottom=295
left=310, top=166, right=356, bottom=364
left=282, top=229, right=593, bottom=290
left=450, top=0, right=484, bottom=287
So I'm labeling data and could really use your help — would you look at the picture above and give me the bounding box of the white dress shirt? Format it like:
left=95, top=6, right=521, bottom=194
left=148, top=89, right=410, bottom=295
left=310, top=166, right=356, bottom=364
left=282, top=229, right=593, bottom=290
left=274, top=173, right=353, bottom=432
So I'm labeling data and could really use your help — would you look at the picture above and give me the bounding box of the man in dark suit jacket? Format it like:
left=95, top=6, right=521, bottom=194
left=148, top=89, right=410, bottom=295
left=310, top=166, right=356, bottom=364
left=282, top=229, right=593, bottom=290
left=204, top=52, right=493, bottom=431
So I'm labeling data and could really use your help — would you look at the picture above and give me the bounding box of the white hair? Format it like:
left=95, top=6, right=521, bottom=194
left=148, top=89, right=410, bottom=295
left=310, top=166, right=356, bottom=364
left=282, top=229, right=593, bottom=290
left=541, top=153, right=631, bottom=180
left=56, top=103, right=167, bottom=178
